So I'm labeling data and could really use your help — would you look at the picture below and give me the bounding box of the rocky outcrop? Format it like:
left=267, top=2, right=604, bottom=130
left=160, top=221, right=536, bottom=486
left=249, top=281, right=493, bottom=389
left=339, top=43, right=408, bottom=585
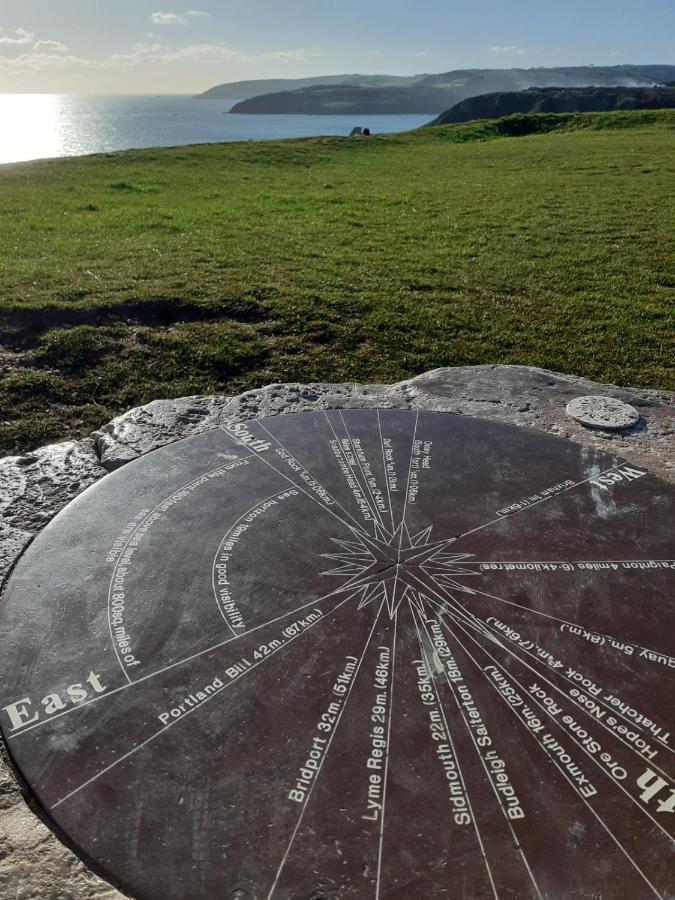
left=92, top=366, right=674, bottom=483
left=0, top=365, right=673, bottom=899
left=428, top=85, right=675, bottom=126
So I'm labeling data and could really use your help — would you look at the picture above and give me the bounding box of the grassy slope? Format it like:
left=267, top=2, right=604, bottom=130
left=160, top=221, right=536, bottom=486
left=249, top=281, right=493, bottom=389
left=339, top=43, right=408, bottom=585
left=0, top=109, right=673, bottom=453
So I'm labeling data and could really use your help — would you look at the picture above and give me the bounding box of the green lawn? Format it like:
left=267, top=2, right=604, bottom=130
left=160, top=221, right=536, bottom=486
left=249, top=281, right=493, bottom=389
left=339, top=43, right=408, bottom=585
left=0, top=110, right=673, bottom=454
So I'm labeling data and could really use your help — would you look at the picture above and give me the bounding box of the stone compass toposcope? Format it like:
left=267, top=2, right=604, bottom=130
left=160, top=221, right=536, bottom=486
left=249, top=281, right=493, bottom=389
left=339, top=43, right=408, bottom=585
left=0, top=410, right=673, bottom=900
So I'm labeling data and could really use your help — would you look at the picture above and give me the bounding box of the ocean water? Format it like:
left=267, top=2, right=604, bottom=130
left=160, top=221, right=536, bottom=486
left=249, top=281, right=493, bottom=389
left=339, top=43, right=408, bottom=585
left=0, top=94, right=432, bottom=165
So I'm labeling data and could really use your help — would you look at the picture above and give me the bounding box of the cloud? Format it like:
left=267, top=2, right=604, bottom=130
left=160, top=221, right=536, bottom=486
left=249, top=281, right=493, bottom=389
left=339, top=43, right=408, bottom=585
left=415, top=51, right=428, bottom=58
left=255, top=48, right=321, bottom=63
left=33, top=40, right=70, bottom=53
left=0, top=51, right=88, bottom=72
left=149, top=12, right=188, bottom=25
left=0, top=27, right=34, bottom=45
left=149, top=10, right=208, bottom=25
left=488, top=45, right=526, bottom=56
left=0, top=42, right=321, bottom=75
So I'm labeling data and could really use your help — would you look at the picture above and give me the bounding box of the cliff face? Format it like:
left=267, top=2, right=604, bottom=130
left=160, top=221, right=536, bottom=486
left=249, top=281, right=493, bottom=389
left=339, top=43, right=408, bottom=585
left=226, top=65, right=675, bottom=115
left=429, top=85, right=675, bottom=125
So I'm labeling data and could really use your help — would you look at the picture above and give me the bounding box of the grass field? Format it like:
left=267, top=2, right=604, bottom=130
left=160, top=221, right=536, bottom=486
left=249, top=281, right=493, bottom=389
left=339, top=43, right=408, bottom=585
left=0, top=109, right=673, bottom=454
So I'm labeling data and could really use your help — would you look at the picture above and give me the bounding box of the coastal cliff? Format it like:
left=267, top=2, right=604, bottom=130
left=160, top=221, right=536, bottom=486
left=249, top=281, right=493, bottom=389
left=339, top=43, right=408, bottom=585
left=429, top=85, right=675, bottom=125
left=227, top=65, right=675, bottom=115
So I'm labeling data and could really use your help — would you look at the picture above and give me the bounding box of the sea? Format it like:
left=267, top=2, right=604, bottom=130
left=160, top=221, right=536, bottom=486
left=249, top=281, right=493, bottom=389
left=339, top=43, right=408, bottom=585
left=0, top=94, right=432, bottom=165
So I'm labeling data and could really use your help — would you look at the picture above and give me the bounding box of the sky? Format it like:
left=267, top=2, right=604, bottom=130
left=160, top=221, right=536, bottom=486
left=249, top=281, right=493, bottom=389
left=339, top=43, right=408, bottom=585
left=0, top=0, right=673, bottom=94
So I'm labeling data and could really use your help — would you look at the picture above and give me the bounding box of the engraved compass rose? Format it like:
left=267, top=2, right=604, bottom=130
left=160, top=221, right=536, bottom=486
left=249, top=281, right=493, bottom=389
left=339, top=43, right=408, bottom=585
left=1, top=409, right=673, bottom=900
left=321, top=522, right=477, bottom=616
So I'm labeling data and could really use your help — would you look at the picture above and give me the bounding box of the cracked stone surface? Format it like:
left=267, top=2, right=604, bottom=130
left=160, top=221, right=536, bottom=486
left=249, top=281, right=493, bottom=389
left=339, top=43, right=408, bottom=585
left=92, top=365, right=674, bottom=483
left=0, top=440, right=105, bottom=533
left=0, top=365, right=672, bottom=899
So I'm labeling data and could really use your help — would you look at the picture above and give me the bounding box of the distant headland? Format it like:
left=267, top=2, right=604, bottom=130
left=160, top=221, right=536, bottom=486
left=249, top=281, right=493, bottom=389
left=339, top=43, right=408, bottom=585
left=195, top=73, right=423, bottom=102
left=194, top=65, right=675, bottom=116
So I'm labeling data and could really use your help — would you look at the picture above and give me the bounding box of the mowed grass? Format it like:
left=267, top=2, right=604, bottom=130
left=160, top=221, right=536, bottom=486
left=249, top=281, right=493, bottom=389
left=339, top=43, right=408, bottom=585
left=0, top=109, right=673, bottom=453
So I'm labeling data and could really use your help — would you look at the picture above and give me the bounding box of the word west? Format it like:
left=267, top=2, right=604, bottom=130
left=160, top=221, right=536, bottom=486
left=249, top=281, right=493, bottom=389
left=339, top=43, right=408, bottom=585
left=3, top=671, right=107, bottom=732
left=590, top=466, right=647, bottom=492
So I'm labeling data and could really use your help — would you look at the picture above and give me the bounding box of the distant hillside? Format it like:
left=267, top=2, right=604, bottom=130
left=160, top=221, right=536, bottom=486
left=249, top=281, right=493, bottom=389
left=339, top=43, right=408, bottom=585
left=429, top=85, right=675, bottom=125
left=228, top=64, right=675, bottom=114
left=196, top=74, right=423, bottom=101
left=230, top=84, right=447, bottom=115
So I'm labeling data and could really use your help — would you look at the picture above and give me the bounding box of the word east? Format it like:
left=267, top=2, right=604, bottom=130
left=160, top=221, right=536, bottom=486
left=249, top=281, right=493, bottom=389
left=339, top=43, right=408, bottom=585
left=2, top=671, right=107, bottom=732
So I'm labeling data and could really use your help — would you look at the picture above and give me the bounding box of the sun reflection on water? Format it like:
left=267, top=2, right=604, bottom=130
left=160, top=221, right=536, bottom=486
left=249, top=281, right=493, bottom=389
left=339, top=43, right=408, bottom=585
left=0, top=94, right=433, bottom=165
left=0, top=94, right=67, bottom=164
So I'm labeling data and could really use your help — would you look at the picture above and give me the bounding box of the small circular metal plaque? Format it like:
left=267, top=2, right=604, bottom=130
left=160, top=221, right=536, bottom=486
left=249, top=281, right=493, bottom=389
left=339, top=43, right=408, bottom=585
left=0, top=411, right=672, bottom=899
left=566, top=395, right=640, bottom=430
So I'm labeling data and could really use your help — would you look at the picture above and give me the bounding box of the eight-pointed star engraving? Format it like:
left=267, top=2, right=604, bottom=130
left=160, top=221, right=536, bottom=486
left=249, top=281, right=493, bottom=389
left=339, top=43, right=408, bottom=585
left=321, top=522, right=477, bottom=616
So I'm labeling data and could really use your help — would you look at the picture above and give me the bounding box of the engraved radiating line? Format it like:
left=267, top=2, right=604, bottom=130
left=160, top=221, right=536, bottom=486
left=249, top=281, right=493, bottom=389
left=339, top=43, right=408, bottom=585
left=430, top=585, right=675, bottom=782
left=51, top=593, right=354, bottom=810
left=465, top=584, right=675, bottom=668
left=457, top=559, right=675, bottom=566
left=106, top=457, right=256, bottom=683
left=429, top=581, right=675, bottom=763
left=375, top=610, right=398, bottom=900
left=211, top=487, right=292, bottom=633
left=434, top=564, right=673, bottom=661
left=410, top=603, right=543, bottom=900
left=258, top=415, right=374, bottom=536
left=454, top=463, right=637, bottom=543
left=423, top=587, right=675, bottom=778
left=248, top=421, right=369, bottom=537
left=400, top=410, right=419, bottom=538
left=427, top=605, right=666, bottom=899
left=421, top=589, right=494, bottom=644
left=409, top=571, right=495, bottom=642
left=375, top=409, right=396, bottom=534
left=11, top=582, right=361, bottom=739
left=408, top=601, right=499, bottom=900
left=421, top=570, right=675, bottom=766
left=267, top=600, right=386, bottom=900
left=320, top=410, right=382, bottom=532
left=376, top=410, right=396, bottom=534
left=338, top=409, right=388, bottom=532
left=430, top=597, right=675, bottom=846
left=391, top=411, right=420, bottom=604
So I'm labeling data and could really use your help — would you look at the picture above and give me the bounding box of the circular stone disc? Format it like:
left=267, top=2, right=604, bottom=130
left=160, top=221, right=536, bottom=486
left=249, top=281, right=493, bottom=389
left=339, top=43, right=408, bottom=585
left=0, top=410, right=673, bottom=900
left=566, top=395, right=640, bottom=430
